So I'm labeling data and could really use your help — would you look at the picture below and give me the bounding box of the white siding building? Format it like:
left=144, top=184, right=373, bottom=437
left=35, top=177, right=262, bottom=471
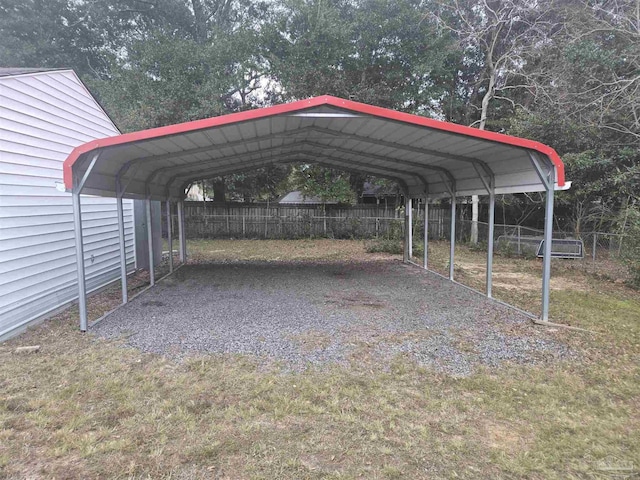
left=0, top=68, right=136, bottom=340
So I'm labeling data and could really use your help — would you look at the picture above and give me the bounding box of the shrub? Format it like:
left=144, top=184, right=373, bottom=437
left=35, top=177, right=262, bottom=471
left=620, top=208, right=640, bottom=288
left=365, top=238, right=404, bottom=254
left=467, top=241, right=488, bottom=252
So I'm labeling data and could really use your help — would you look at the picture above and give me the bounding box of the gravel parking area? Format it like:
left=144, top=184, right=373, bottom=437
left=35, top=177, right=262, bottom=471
left=92, top=260, right=572, bottom=375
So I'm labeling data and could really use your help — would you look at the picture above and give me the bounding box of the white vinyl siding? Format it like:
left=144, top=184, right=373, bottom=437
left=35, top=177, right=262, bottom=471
left=0, top=70, right=135, bottom=340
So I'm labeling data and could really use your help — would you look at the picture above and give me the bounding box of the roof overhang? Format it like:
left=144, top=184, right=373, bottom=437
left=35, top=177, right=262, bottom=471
left=63, top=95, right=567, bottom=201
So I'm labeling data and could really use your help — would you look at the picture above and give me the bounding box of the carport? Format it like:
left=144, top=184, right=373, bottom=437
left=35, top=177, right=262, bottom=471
left=63, top=95, right=568, bottom=331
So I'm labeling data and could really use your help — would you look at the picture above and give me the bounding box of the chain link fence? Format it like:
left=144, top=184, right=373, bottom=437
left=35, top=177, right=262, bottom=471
left=418, top=218, right=628, bottom=280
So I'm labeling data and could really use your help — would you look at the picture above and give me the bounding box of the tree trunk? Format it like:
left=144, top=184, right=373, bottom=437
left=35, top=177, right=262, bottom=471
left=190, top=0, right=208, bottom=43
left=349, top=173, right=366, bottom=204
left=471, top=68, right=496, bottom=244
left=212, top=179, right=226, bottom=203
left=479, top=67, right=496, bottom=131
left=471, top=195, right=479, bottom=244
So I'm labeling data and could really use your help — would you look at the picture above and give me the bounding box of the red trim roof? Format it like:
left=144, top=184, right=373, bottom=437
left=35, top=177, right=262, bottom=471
left=63, top=95, right=565, bottom=190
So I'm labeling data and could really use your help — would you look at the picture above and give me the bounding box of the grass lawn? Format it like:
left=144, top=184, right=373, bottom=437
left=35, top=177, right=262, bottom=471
left=1, top=239, right=639, bottom=479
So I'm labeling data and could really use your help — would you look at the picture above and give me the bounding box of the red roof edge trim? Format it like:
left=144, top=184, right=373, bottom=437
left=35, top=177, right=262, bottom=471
left=63, top=95, right=565, bottom=190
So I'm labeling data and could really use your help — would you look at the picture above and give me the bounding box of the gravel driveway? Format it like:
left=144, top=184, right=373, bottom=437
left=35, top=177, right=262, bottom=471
left=92, top=260, right=572, bottom=375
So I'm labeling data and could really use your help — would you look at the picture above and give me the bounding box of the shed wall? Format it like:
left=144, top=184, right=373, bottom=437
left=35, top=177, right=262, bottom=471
left=0, top=70, right=135, bottom=340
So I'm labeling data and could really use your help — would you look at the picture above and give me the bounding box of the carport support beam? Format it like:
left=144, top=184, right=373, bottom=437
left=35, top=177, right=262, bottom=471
left=408, top=198, right=413, bottom=258
left=146, top=197, right=155, bottom=286
left=178, top=200, right=186, bottom=263
left=116, top=192, right=128, bottom=304
left=449, top=194, right=456, bottom=280
left=71, top=152, right=100, bottom=332
left=72, top=191, right=88, bottom=332
left=529, top=152, right=555, bottom=321
left=166, top=200, right=173, bottom=273
left=423, top=198, right=429, bottom=269
left=541, top=183, right=554, bottom=321
left=486, top=189, right=495, bottom=298
left=403, top=197, right=411, bottom=263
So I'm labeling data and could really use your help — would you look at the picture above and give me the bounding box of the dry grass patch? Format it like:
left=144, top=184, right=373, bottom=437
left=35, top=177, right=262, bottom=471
left=187, top=238, right=395, bottom=264
left=288, top=331, right=333, bottom=353
left=1, top=239, right=639, bottom=479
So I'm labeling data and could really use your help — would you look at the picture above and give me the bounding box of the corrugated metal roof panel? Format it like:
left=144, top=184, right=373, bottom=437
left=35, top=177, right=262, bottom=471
left=62, top=95, right=567, bottom=201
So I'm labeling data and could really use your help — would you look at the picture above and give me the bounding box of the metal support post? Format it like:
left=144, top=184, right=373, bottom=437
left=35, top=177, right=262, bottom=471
left=449, top=194, right=456, bottom=280
left=403, top=197, right=410, bottom=263
left=541, top=185, right=554, bottom=320
left=166, top=200, right=173, bottom=273
left=116, top=192, right=128, bottom=303
left=146, top=197, right=155, bottom=286
left=71, top=152, right=100, bottom=332
left=423, top=198, right=429, bottom=269
left=486, top=189, right=495, bottom=297
left=178, top=200, right=186, bottom=262
left=408, top=197, right=413, bottom=258
left=529, top=151, right=555, bottom=321
left=72, top=191, right=88, bottom=331
left=592, top=233, right=597, bottom=263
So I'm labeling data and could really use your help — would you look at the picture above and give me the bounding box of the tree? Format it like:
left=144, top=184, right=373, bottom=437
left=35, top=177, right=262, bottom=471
left=427, top=0, right=559, bottom=129
left=525, top=0, right=639, bottom=148
left=213, top=165, right=292, bottom=202
left=427, top=0, right=560, bottom=241
left=89, top=33, right=247, bottom=130
left=266, top=0, right=450, bottom=111
left=511, top=105, right=640, bottom=232
left=85, top=0, right=282, bottom=201
left=510, top=0, right=640, bottom=232
left=0, top=0, right=195, bottom=77
left=291, top=164, right=355, bottom=204
left=264, top=0, right=448, bottom=203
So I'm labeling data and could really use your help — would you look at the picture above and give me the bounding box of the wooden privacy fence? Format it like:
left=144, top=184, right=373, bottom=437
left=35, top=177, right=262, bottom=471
left=166, top=201, right=451, bottom=239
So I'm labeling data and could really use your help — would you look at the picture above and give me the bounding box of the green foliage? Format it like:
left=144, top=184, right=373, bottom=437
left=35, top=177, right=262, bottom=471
left=365, top=238, right=403, bottom=255
left=291, top=164, right=355, bottom=204
left=1, top=0, right=637, bottom=224
left=620, top=208, right=640, bottom=287
left=384, top=218, right=404, bottom=241
left=0, top=0, right=194, bottom=77
left=265, top=0, right=451, bottom=112
left=88, top=23, right=266, bottom=130
left=364, top=217, right=413, bottom=255
left=224, top=165, right=292, bottom=202
left=512, top=105, right=640, bottom=231
left=467, top=240, right=488, bottom=253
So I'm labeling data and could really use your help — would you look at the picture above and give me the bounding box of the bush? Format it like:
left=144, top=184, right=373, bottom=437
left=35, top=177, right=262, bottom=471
left=620, top=208, right=640, bottom=288
left=384, top=219, right=404, bottom=241
left=467, top=240, right=488, bottom=252
left=365, top=238, right=404, bottom=254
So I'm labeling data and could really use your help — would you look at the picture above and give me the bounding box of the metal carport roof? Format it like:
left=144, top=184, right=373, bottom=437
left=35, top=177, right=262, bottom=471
left=63, top=95, right=567, bottom=201
left=62, top=95, right=569, bottom=332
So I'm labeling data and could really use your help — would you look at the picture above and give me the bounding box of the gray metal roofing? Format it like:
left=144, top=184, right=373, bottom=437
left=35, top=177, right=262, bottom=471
left=65, top=96, right=566, bottom=201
